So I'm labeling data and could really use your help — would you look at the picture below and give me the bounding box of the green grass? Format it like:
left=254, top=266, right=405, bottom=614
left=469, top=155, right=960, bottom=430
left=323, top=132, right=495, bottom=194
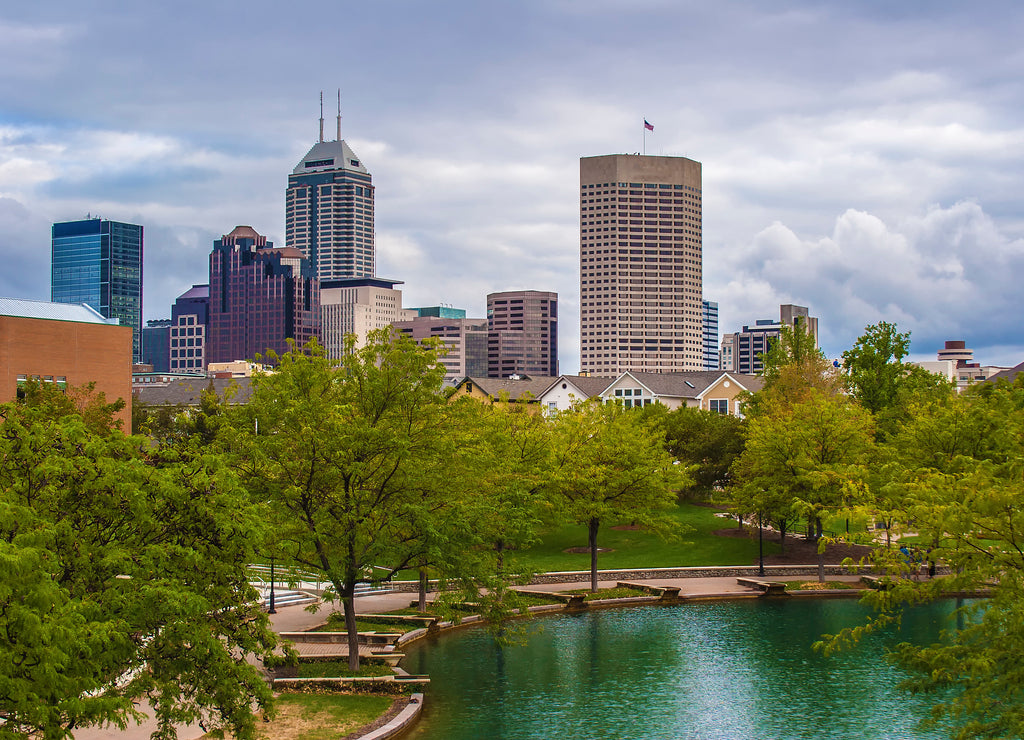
left=274, top=693, right=393, bottom=740
left=783, top=580, right=860, bottom=591
left=511, top=503, right=778, bottom=573
left=295, top=660, right=394, bottom=678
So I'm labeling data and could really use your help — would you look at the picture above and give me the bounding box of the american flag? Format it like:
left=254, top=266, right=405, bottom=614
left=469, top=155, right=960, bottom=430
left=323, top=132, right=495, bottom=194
left=644, top=119, right=654, bottom=131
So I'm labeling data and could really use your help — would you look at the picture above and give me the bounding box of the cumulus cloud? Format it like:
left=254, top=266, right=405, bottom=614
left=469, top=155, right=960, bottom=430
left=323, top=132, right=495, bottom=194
left=710, top=201, right=1024, bottom=365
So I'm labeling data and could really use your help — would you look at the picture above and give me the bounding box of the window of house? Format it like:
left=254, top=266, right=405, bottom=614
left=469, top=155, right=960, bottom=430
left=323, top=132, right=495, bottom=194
left=709, top=399, right=728, bottom=414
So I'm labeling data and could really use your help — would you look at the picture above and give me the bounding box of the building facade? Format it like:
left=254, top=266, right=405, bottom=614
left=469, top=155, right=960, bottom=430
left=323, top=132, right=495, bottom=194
left=51, top=218, right=143, bottom=362
left=579, top=154, right=703, bottom=376
left=392, top=315, right=489, bottom=382
left=487, top=290, right=558, bottom=378
left=0, top=298, right=132, bottom=428
left=207, top=226, right=319, bottom=364
left=142, top=319, right=172, bottom=372
left=319, top=277, right=415, bottom=357
left=286, top=121, right=374, bottom=280
left=170, top=284, right=210, bottom=373
left=720, top=304, right=818, bottom=374
left=702, top=299, right=719, bottom=371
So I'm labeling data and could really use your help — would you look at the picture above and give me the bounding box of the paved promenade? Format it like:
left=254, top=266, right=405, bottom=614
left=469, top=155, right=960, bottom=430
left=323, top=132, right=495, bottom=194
left=71, top=572, right=864, bottom=739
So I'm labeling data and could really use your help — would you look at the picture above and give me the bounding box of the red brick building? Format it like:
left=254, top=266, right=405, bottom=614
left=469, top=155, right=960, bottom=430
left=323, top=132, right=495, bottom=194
left=0, top=298, right=133, bottom=429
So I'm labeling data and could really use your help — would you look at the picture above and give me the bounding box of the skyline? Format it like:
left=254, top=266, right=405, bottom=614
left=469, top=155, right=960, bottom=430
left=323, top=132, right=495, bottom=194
left=3, top=2, right=1024, bottom=373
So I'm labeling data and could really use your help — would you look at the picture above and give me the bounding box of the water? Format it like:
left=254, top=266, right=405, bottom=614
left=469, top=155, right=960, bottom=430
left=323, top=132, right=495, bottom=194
left=401, top=598, right=962, bottom=740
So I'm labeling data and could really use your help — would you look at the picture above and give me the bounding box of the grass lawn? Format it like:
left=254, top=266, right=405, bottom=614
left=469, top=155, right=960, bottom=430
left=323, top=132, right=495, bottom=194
left=201, top=693, right=394, bottom=740
left=784, top=580, right=861, bottom=591
left=511, top=503, right=779, bottom=573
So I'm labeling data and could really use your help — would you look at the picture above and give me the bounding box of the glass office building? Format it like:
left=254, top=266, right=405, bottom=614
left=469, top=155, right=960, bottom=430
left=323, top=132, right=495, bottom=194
left=51, top=218, right=143, bottom=362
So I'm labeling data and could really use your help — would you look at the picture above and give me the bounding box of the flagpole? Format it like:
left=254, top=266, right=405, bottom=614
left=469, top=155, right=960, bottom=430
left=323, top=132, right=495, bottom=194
left=642, top=118, right=646, bottom=155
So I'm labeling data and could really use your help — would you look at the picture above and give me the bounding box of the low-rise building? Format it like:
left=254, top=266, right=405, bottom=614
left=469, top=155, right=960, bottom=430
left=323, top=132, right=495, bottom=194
left=598, top=371, right=763, bottom=416
left=0, top=298, right=132, bottom=428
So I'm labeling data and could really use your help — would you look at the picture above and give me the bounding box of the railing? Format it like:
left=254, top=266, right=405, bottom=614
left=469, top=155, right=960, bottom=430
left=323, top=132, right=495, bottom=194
left=247, top=564, right=395, bottom=594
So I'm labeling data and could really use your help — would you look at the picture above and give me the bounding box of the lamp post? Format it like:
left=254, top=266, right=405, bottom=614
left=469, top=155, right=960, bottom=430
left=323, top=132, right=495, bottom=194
left=268, top=555, right=277, bottom=614
left=758, top=511, right=765, bottom=577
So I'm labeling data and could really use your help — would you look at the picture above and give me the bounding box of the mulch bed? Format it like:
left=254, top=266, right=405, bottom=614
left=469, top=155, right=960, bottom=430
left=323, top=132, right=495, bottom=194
left=713, top=527, right=874, bottom=565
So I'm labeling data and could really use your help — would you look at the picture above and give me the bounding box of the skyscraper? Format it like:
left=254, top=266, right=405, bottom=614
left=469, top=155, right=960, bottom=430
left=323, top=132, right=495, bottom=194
left=579, top=154, right=702, bottom=376
left=286, top=99, right=374, bottom=280
left=702, top=299, right=719, bottom=371
left=207, top=226, right=319, bottom=364
left=487, top=290, right=558, bottom=378
left=169, top=284, right=210, bottom=373
left=51, top=217, right=143, bottom=362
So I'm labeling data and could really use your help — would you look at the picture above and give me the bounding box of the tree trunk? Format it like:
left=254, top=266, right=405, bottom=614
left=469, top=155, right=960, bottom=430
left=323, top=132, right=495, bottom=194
left=589, top=517, right=600, bottom=593
left=417, top=568, right=428, bottom=613
left=815, top=516, right=824, bottom=583
left=778, top=519, right=788, bottom=555
left=343, top=583, right=360, bottom=672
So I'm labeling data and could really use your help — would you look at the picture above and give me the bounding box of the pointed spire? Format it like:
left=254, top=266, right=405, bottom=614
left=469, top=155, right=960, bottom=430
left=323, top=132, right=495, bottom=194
left=319, top=91, right=325, bottom=143
left=336, top=89, right=342, bottom=141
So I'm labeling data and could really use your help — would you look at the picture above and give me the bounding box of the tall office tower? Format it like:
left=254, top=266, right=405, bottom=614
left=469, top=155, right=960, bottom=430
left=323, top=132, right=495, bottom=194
left=207, top=226, right=319, bottom=365
left=319, top=277, right=416, bottom=357
left=579, top=155, right=702, bottom=376
left=51, top=217, right=144, bottom=362
left=487, top=290, right=558, bottom=378
left=702, top=299, right=719, bottom=371
left=286, top=102, right=374, bottom=279
left=720, top=303, right=818, bottom=374
left=169, top=284, right=210, bottom=373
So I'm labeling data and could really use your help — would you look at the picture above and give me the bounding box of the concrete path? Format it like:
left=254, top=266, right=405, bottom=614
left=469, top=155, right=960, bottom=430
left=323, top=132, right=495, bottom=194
left=71, top=572, right=864, bottom=739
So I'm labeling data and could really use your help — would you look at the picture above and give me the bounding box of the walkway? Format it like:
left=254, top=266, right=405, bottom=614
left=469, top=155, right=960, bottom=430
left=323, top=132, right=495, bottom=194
left=71, top=571, right=864, bottom=739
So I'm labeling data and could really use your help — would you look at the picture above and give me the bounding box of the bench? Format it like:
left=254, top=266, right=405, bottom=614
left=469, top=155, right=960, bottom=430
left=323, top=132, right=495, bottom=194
left=736, top=578, right=787, bottom=595
left=616, top=581, right=681, bottom=600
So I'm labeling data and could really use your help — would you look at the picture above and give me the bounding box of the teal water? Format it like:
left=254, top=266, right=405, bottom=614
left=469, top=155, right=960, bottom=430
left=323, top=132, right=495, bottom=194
left=401, top=598, right=961, bottom=740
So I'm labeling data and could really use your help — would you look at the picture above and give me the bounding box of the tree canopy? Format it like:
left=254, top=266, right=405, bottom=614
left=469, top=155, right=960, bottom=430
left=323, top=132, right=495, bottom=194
left=0, top=382, right=277, bottom=739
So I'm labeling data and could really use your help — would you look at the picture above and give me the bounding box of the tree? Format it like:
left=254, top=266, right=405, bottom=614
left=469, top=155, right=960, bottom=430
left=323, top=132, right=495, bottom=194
left=841, top=321, right=912, bottom=415
left=731, top=389, right=875, bottom=580
left=548, top=401, right=691, bottom=591
left=229, top=332, right=453, bottom=670
left=819, top=376, right=1024, bottom=738
left=842, top=321, right=953, bottom=440
left=744, top=324, right=843, bottom=418
left=0, top=382, right=277, bottom=739
left=651, top=405, right=746, bottom=499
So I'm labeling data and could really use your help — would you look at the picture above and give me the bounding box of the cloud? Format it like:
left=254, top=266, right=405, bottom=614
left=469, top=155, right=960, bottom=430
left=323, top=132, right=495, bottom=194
left=709, top=201, right=1024, bottom=366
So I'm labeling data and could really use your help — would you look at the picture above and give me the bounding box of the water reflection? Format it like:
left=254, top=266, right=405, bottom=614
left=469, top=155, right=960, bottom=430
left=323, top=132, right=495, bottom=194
left=403, top=599, right=959, bottom=740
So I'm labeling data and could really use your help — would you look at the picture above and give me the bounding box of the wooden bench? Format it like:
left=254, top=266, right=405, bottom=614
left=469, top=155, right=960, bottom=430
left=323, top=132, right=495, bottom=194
left=616, top=581, right=681, bottom=599
left=736, top=578, right=787, bottom=595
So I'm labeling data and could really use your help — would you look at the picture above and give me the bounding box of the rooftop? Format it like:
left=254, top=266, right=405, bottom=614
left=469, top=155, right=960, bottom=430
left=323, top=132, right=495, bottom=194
left=0, top=298, right=120, bottom=325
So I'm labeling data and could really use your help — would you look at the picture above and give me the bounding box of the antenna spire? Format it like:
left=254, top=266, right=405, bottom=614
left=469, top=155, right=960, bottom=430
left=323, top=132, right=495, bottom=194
left=318, top=91, right=324, bottom=143
left=336, top=89, right=342, bottom=141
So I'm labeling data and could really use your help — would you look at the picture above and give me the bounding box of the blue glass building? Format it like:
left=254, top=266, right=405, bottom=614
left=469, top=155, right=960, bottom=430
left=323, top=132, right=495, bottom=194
left=51, top=218, right=144, bottom=362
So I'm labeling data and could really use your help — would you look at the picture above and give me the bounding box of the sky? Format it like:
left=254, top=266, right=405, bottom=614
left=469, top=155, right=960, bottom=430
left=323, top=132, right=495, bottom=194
left=2, top=0, right=1023, bottom=373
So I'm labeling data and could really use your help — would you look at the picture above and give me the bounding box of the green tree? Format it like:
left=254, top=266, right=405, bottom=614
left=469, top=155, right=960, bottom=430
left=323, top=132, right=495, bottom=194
left=841, top=321, right=953, bottom=440
left=820, top=377, right=1024, bottom=738
left=732, top=389, right=875, bottom=580
left=0, top=383, right=276, bottom=739
left=229, top=332, right=452, bottom=670
left=652, top=405, right=746, bottom=499
left=548, top=401, right=691, bottom=592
